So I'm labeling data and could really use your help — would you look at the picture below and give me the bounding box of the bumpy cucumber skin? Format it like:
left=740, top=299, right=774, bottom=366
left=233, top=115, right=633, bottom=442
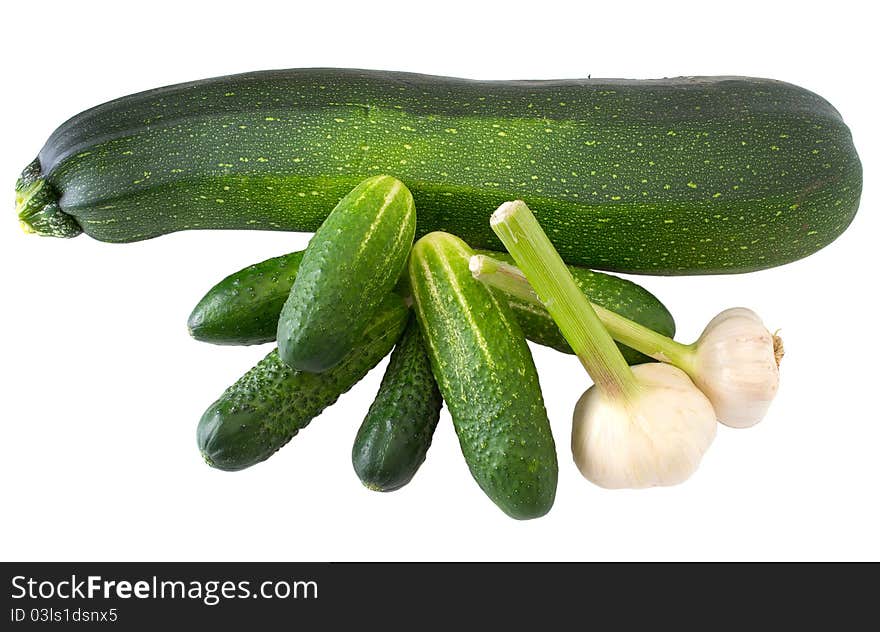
left=198, top=293, right=409, bottom=471
left=186, top=249, right=674, bottom=365
left=352, top=316, right=443, bottom=492
left=277, top=175, right=415, bottom=373
left=20, top=69, right=861, bottom=274
left=409, top=232, right=557, bottom=520
left=474, top=250, right=674, bottom=364
left=188, top=251, right=303, bottom=345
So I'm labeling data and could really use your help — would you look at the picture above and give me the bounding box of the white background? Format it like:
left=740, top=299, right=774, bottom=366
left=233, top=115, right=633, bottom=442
left=1, top=0, right=876, bottom=561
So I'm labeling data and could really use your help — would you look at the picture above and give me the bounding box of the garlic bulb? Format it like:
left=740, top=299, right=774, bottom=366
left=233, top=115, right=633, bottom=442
left=571, top=363, right=717, bottom=489
left=491, top=200, right=721, bottom=492
left=690, top=308, right=782, bottom=429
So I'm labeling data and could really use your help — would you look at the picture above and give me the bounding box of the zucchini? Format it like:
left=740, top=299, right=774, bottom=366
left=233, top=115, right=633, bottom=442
left=277, top=175, right=415, bottom=372
left=18, top=69, right=861, bottom=274
left=188, top=251, right=303, bottom=345
left=198, top=292, right=408, bottom=471
left=187, top=249, right=674, bottom=364
left=409, top=231, right=557, bottom=519
left=352, top=315, right=443, bottom=492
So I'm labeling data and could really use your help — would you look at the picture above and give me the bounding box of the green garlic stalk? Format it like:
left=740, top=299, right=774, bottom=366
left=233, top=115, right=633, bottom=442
left=469, top=254, right=782, bottom=429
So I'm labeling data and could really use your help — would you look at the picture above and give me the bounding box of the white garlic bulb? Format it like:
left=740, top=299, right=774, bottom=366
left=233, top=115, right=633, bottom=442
left=571, top=362, right=717, bottom=489
left=691, top=307, right=782, bottom=429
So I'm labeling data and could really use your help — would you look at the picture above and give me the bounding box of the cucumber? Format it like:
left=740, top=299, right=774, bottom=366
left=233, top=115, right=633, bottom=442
left=187, top=249, right=674, bottom=364
left=409, top=231, right=557, bottom=519
left=352, top=315, right=443, bottom=492
left=188, top=251, right=303, bottom=345
left=198, top=292, right=408, bottom=471
left=474, top=251, right=674, bottom=364
left=18, top=69, right=861, bottom=274
left=277, top=175, right=415, bottom=373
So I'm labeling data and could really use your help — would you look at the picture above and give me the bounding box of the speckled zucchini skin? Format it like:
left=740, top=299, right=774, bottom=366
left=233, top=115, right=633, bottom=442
left=186, top=249, right=674, bottom=365
left=198, top=292, right=409, bottom=471
left=277, top=175, right=415, bottom=373
left=17, top=69, right=861, bottom=274
left=409, top=232, right=557, bottom=519
left=188, top=250, right=303, bottom=345
left=474, top=251, right=674, bottom=363
left=352, top=316, right=443, bottom=492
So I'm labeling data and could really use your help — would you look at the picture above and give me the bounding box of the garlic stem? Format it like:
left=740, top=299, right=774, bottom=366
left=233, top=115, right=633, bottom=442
left=490, top=201, right=637, bottom=399
left=469, top=254, right=694, bottom=370
left=469, top=254, right=541, bottom=304
left=593, top=305, right=695, bottom=371
left=471, top=251, right=781, bottom=429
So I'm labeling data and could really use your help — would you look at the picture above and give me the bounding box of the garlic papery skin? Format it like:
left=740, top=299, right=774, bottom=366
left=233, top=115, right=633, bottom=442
left=690, top=307, right=781, bottom=429
left=571, top=363, right=717, bottom=489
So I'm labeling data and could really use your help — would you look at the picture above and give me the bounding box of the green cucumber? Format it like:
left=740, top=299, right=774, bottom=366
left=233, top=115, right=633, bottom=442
left=409, top=231, right=557, bottom=520
left=474, top=251, right=674, bottom=364
left=198, top=292, right=408, bottom=471
left=18, top=69, right=861, bottom=274
left=187, top=249, right=674, bottom=364
left=352, top=315, right=443, bottom=492
left=188, top=251, right=303, bottom=345
left=277, top=175, right=415, bottom=372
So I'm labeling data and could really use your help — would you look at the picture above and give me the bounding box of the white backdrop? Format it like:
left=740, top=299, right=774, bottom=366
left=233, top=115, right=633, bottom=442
left=1, top=0, right=876, bottom=561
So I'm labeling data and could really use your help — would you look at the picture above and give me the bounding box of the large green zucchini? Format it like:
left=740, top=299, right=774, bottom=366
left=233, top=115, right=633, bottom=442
left=16, top=69, right=861, bottom=274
